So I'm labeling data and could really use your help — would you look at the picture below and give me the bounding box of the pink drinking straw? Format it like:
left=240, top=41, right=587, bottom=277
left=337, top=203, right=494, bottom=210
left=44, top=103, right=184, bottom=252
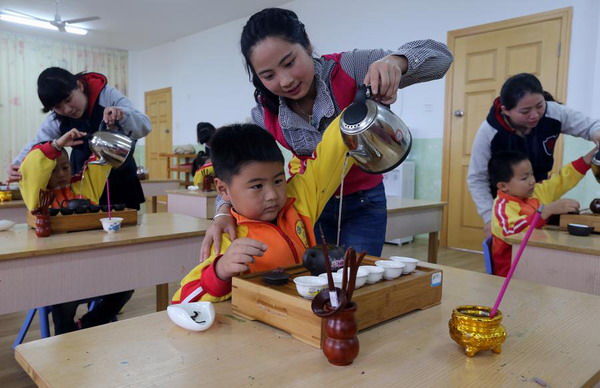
left=489, top=205, right=543, bottom=318
left=106, top=178, right=112, bottom=220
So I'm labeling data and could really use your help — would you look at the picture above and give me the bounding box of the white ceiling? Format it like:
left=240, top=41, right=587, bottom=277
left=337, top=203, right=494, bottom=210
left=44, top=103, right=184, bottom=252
left=0, top=0, right=292, bottom=51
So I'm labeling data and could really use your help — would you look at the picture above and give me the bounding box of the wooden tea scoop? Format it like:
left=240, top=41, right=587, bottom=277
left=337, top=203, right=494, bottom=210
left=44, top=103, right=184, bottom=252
left=345, top=250, right=367, bottom=305
left=341, top=249, right=349, bottom=293
left=319, top=225, right=339, bottom=308
left=311, top=288, right=347, bottom=317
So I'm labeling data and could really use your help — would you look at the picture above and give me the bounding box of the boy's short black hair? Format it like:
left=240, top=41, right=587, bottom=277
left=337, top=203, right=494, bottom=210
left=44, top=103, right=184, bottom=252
left=488, top=151, right=530, bottom=188
left=209, top=123, right=284, bottom=183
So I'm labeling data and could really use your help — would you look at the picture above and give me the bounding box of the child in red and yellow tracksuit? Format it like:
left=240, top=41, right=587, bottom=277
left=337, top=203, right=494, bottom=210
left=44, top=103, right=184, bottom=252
left=19, top=129, right=111, bottom=211
left=172, top=116, right=354, bottom=303
left=489, top=149, right=595, bottom=277
left=18, top=128, right=134, bottom=335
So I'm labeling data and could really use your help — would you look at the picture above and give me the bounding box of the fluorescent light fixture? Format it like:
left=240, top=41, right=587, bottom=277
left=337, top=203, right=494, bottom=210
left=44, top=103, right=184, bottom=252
left=64, top=26, right=87, bottom=35
left=0, top=12, right=88, bottom=35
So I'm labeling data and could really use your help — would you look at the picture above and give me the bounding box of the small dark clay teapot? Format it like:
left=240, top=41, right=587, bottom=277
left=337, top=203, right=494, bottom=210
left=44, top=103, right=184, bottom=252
left=61, top=198, right=91, bottom=210
left=302, top=244, right=346, bottom=276
left=590, top=198, right=600, bottom=214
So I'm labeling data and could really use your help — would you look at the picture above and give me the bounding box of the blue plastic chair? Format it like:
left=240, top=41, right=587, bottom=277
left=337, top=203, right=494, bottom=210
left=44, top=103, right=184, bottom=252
left=482, top=236, right=494, bottom=275
left=13, top=306, right=53, bottom=349
left=13, top=298, right=110, bottom=349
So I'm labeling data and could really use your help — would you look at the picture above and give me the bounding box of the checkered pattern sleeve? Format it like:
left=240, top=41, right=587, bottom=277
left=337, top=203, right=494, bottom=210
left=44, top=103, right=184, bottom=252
left=339, top=39, right=453, bottom=89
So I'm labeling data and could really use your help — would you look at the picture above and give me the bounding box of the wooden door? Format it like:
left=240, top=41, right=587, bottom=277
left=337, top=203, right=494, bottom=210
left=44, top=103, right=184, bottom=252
left=441, top=8, right=571, bottom=250
left=145, top=87, right=173, bottom=180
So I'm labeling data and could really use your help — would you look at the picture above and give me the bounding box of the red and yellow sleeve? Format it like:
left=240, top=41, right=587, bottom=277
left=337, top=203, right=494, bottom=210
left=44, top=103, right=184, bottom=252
left=286, top=115, right=354, bottom=223
left=18, top=143, right=62, bottom=210
left=533, top=157, right=590, bottom=204
left=171, top=235, right=234, bottom=304
left=71, top=158, right=111, bottom=204
left=492, top=197, right=545, bottom=239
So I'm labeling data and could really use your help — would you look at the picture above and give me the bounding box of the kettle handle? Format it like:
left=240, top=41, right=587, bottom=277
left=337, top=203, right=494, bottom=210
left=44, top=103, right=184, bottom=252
left=98, top=120, right=124, bottom=133
left=354, top=85, right=372, bottom=105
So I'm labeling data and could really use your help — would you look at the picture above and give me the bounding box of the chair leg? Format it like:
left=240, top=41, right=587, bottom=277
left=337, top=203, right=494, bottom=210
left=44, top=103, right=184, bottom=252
left=13, top=309, right=37, bottom=349
left=38, top=307, right=51, bottom=338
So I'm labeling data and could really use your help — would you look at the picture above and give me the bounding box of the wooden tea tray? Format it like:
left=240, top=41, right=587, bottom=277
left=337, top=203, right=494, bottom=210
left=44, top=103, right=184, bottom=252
left=26, top=209, right=138, bottom=233
left=559, top=213, right=600, bottom=232
left=231, top=257, right=443, bottom=348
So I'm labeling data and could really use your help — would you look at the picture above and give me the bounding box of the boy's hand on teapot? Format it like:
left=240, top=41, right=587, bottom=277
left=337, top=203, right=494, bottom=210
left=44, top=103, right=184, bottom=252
left=583, top=146, right=598, bottom=165
left=364, top=55, right=408, bottom=105
left=56, top=128, right=87, bottom=148
left=103, top=107, right=124, bottom=128
left=215, top=238, right=267, bottom=280
left=6, top=164, right=21, bottom=182
left=542, top=199, right=580, bottom=219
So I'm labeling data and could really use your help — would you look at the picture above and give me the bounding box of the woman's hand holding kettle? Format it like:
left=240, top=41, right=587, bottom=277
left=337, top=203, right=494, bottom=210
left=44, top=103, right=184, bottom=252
left=103, top=107, right=124, bottom=128
left=364, top=55, right=408, bottom=105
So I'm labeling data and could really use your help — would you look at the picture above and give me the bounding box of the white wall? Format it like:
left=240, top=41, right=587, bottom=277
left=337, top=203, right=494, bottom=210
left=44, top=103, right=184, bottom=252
left=129, top=0, right=600, bottom=145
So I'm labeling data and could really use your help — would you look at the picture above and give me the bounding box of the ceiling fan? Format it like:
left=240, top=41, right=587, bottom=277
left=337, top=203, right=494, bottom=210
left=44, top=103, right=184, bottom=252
left=2, top=0, right=99, bottom=34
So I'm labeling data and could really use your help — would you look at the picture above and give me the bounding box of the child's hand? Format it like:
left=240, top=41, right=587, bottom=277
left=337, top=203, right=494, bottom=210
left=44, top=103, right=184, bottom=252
left=56, top=128, right=87, bottom=148
left=214, top=238, right=267, bottom=280
left=583, top=147, right=599, bottom=165
left=542, top=199, right=580, bottom=219
left=103, top=107, right=124, bottom=127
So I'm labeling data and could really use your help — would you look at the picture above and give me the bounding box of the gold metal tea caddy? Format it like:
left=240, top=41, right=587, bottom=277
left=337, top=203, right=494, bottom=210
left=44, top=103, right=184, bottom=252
left=448, top=305, right=506, bottom=357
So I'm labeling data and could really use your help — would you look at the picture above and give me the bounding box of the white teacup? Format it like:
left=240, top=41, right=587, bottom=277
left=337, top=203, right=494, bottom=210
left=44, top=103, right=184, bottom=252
left=100, top=217, right=123, bottom=233
left=375, top=260, right=405, bottom=280
left=390, top=256, right=420, bottom=274
left=336, top=267, right=369, bottom=288
left=293, top=276, right=328, bottom=299
left=359, top=265, right=385, bottom=284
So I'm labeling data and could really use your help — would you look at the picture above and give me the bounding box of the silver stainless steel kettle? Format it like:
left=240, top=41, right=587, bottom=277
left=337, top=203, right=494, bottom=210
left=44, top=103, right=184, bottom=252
left=339, top=85, right=412, bottom=174
left=88, top=122, right=136, bottom=168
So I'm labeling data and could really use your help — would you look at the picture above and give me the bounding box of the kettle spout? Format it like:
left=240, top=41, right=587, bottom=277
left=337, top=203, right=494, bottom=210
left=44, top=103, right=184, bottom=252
left=89, top=157, right=108, bottom=166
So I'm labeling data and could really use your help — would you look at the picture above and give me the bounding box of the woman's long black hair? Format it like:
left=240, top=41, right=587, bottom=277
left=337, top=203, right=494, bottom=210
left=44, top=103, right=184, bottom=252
left=500, top=73, right=557, bottom=109
left=37, top=67, right=90, bottom=114
left=240, top=8, right=312, bottom=114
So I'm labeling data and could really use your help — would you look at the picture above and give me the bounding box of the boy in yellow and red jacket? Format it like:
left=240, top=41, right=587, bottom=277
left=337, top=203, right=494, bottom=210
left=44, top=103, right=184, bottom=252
left=19, top=128, right=111, bottom=211
left=18, top=128, right=134, bottom=335
left=172, top=116, right=354, bottom=303
left=489, top=149, right=595, bottom=277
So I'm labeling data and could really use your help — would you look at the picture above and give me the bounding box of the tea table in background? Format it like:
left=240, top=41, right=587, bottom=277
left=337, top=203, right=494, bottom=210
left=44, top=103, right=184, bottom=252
left=166, top=189, right=217, bottom=219
left=140, top=179, right=180, bottom=213
left=385, top=197, right=446, bottom=263
left=14, top=265, right=600, bottom=387
left=0, top=200, right=26, bottom=224
left=0, top=213, right=210, bottom=314
left=506, top=228, right=600, bottom=295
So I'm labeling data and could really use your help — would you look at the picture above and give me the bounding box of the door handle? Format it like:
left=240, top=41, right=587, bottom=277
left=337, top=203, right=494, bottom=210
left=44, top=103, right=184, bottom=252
left=453, top=110, right=464, bottom=117
left=164, top=128, right=170, bottom=133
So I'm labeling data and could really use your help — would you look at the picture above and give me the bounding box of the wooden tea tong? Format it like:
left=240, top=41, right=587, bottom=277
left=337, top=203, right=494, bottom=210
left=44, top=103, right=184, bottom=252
left=33, top=189, right=54, bottom=216
left=342, top=249, right=366, bottom=306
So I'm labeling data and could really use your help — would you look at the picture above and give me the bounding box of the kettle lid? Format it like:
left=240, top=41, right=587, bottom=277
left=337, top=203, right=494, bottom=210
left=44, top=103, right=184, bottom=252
left=340, top=85, right=377, bottom=133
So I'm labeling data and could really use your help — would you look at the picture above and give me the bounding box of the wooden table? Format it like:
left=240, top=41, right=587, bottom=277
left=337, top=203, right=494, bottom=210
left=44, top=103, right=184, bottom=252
left=167, top=189, right=217, bottom=219
left=15, top=265, right=600, bottom=387
left=0, top=213, right=210, bottom=314
left=506, top=228, right=600, bottom=295
left=386, top=197, right=446, bottom=263
left=140, top=179, right=180, bottom=213
left=0, top=199, right=26, bottom=224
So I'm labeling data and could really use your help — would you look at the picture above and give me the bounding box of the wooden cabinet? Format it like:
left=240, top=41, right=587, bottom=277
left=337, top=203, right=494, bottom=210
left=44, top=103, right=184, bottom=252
left=160, top=153, right=197, bottom=186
